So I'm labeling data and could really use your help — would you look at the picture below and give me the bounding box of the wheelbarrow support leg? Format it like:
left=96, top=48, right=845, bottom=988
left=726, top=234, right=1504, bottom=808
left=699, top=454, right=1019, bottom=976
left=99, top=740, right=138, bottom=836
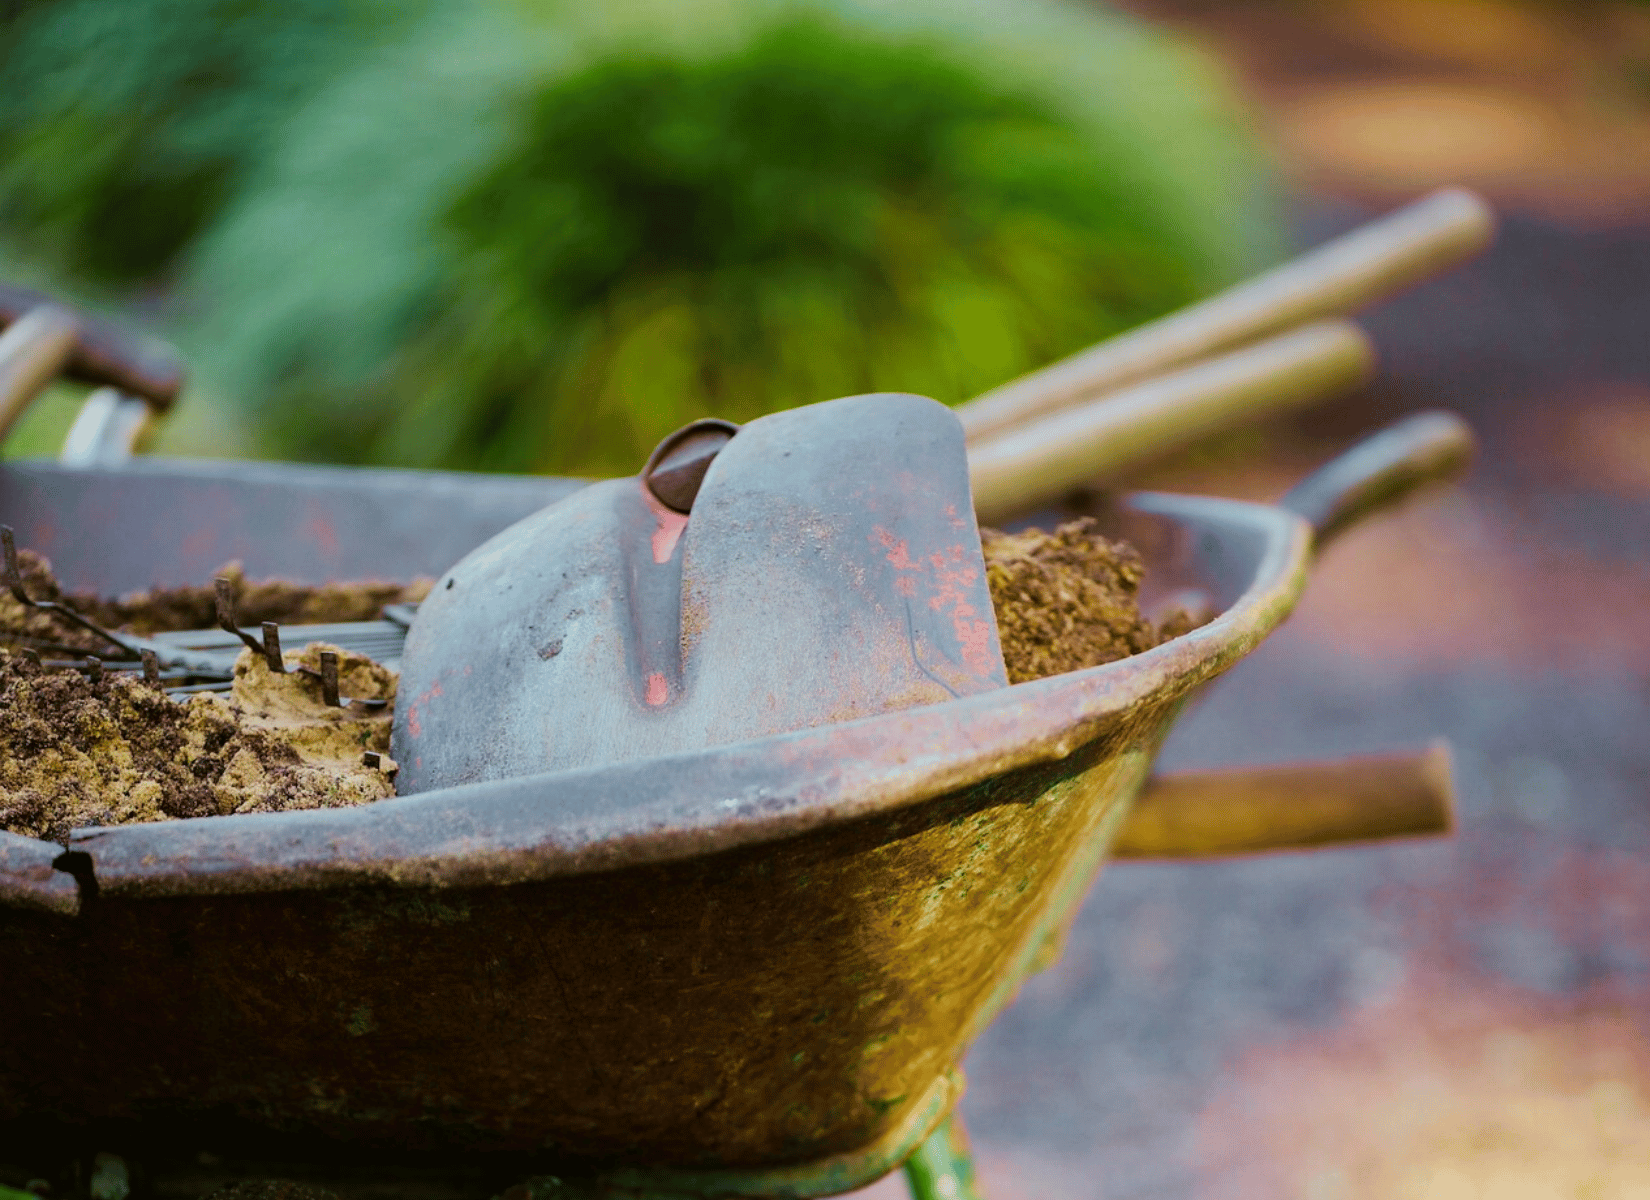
left=903, top=1115, right=983, bottom=1200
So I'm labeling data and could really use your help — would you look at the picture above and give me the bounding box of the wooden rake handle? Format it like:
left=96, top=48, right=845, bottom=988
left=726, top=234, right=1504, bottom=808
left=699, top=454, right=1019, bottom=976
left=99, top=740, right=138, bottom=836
left=967, top=319, right=1374, bottom=525
left=957, top=187, right=1495, bottom=445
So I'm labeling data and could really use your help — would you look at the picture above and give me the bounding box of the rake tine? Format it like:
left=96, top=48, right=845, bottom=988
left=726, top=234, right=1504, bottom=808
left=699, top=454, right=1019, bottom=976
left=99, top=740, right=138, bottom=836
left=260, top=621, right=286, bottom=673
left=319, top=650, right=341, bottom=707
left=214, top=577, right=268, bottom=659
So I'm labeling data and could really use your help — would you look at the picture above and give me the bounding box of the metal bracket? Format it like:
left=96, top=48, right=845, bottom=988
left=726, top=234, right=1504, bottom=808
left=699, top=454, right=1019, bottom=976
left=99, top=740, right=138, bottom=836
left=59, top=387, right=153, bottom=467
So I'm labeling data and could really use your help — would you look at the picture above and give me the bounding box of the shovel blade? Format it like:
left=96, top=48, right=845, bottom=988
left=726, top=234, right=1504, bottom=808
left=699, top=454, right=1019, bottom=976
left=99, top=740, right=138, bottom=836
left=393, top=393, right=1005, bottom=792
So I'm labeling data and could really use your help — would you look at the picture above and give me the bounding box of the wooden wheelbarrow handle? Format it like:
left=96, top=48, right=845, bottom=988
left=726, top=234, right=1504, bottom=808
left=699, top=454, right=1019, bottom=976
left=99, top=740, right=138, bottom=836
left=1115, top=741, right=1456, bottom=858
left=0, top=307, right=81, bottom=440
left=0, top=283, right=185, bottom=409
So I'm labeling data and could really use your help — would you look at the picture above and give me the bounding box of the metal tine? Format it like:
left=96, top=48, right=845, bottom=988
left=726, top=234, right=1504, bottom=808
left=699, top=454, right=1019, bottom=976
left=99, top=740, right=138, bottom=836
left=85, top=655, right=102, bottom=683
left=0, top=525, right=28, bottom=608
left=260, top=621, right=286, bottom=673
left=1, top=524, right=143, bottom=659
left=319, top=650, right=341, bottom=707
left=140, top=648, right=160, bottom=685
left=213, top=577, right=270, bottom=661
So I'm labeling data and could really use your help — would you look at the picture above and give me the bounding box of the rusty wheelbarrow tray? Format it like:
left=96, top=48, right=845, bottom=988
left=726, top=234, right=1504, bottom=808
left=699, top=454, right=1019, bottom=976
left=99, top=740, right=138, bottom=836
left=0, top=411, right=1467, bottom=1197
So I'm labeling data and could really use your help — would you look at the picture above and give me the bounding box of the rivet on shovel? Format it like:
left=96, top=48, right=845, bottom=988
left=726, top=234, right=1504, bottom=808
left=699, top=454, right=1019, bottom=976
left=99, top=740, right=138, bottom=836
left=642, top=418, right=740, bottom=513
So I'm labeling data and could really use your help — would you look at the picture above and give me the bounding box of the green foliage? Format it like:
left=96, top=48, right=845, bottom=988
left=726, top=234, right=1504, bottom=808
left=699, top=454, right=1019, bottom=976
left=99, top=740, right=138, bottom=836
left=3, top=0, right=1281, bottom=475
left=411, top=18, right=1216, bottom=473
left=0, top=0, right=416, bottom=281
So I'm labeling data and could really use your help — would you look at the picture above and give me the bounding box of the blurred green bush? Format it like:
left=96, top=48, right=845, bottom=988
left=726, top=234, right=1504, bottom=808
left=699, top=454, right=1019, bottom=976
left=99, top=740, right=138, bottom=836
left=1, top=0, right=1280, bottom=476
left=0, top=0, right=415, bottom=281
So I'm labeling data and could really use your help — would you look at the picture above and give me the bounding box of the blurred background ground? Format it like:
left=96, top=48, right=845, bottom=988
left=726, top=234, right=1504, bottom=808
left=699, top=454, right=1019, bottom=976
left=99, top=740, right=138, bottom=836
left=937, top=3, right=1650, bottom=1198
left=3, top=0, right=1650, bottom=1197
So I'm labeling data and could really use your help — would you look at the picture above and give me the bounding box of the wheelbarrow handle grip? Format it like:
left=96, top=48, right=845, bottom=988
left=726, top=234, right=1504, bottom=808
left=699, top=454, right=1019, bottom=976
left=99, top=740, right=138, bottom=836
left=1280, top=410, right=1475, bottom=550
left=0, top=307, right=80, bottom=443
left=1114, top=741, right=1455, bottom=859
left=0, top=283, right=184, bottom=409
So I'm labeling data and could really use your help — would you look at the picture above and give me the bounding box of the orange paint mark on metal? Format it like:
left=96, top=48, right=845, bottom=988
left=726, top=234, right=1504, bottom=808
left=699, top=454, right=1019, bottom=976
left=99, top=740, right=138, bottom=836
left=305, top=513, right=340, bottom=559
left=652, top=509, right=688, bottom=564
left=871, top=531, right=998, bottom=676
left=872, top=526, right=915, bottom=570
left=918, top=547, right=998, bottom=676
left=405, top=681, right=444, bottom=738
left=644, top=672, right=669, bottom=706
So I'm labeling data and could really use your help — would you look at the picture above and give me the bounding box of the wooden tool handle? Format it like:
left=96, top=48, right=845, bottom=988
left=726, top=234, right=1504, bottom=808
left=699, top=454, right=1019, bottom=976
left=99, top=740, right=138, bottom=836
left=0, top=307, right=80, bottom=444
left=957, top=187, right=1494, bottom=444
left=967, top=320, right=1373, bottom=524
left=1281, top=410, right=1476, bottom=550
left=1114, top=742, right=1456, bottom=859
left=0, top=283, right=184, bottom=408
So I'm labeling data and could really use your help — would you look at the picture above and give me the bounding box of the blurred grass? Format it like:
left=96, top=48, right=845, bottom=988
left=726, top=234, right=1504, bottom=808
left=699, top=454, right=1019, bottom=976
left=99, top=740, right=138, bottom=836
left=1, top=0, right=1282, bottom=475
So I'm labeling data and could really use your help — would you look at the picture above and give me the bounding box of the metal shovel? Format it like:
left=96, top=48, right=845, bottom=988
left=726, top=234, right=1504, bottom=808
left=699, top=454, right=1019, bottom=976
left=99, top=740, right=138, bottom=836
left=393, top=392, right=1006, bottom=791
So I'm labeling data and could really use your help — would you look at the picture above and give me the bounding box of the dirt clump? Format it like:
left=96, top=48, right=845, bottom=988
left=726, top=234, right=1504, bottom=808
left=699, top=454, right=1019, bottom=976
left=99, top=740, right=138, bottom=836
left=0, top=643, right=396, bottom=843
left=0, top=548, right=429, bottom=652
left=983, top=517, right=1201, bottom=684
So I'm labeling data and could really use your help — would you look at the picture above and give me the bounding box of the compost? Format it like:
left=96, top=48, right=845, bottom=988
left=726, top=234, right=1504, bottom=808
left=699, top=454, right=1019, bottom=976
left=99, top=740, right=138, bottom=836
left=0, top=521, right=1192, bottom=838
left=0, top=548, right=428, bottom=653
left=0, top=642, right=395, bottom=842
left=983, top=517, right=1198, bottom=684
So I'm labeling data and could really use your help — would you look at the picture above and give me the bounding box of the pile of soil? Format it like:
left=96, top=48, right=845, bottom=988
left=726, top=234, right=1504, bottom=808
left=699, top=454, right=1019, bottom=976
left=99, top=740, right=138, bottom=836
left=982, top=517, right=1202, bottom=684
left=0, top=520, right=1202, bottom=840
left=0, top=643, right=396, bottom=843
left=0, top=548, right=429, bottom=653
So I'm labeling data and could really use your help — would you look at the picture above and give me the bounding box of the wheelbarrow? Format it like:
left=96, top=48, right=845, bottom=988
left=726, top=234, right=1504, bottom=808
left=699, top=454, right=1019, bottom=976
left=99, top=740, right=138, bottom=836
left=0, top=193, right=1485, bottom=1200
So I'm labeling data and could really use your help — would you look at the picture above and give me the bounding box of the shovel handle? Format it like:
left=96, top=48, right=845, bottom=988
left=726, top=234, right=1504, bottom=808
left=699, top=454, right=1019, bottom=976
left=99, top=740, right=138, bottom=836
left=1115, top=741, right=1456, bottom=859
left=967, top=320, right=1373, bottom=524
left=957, top=187, right=1494, bottom=444
left=0, top=283, right=184, bottom=408
left=1281, top=410, right=1475, bottom=550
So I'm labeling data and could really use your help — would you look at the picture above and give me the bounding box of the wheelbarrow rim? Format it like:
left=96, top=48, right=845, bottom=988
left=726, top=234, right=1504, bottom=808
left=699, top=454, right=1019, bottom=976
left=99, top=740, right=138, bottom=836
left=2, top=491, right=1311, bottom=912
